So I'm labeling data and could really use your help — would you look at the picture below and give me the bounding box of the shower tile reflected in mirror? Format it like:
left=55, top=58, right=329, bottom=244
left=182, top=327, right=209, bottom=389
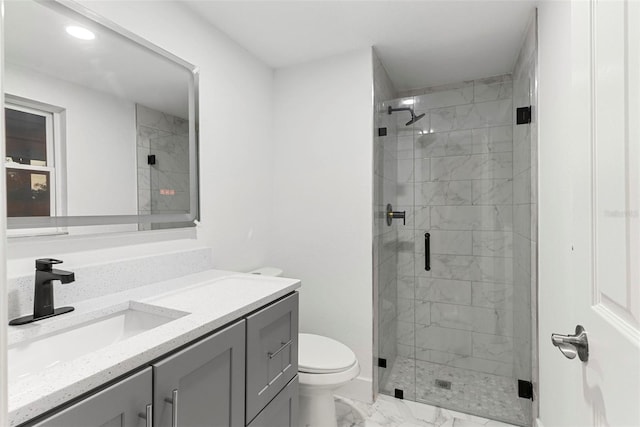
left=377, top=16, right=537, bottom=424
left=136, top=104, right=190, bottom=230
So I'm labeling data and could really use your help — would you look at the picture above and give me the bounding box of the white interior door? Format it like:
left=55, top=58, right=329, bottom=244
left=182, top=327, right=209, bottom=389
left=539, top=0, right=640, bottom=425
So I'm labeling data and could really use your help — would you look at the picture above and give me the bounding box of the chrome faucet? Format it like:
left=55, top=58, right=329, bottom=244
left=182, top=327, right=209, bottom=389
left=9, top=258, right=76, bottom=326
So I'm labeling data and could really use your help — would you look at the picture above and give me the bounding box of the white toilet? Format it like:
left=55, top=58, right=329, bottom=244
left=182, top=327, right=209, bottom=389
left=298, top=333, right=359, bottom=427
left=249, top=267, right=360, bottom=427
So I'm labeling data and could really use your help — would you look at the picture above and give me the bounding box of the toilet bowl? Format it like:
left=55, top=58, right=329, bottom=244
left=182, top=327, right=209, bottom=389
left=248, top=268, right=360, bottom=427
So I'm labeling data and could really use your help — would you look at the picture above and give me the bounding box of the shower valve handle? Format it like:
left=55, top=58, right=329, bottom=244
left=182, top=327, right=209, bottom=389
left=386, top=204, right=405, bottom=226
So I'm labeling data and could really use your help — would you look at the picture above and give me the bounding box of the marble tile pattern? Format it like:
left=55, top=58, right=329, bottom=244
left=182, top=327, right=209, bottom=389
left=379, top=74, right=532, bottom=426
left=373, top=50, right=399, bottom=390
left=336, top=394, right=519, bottom=427
left=377, top=358, right=527, bottom=426
left=136, top=104, right=190, bottom=230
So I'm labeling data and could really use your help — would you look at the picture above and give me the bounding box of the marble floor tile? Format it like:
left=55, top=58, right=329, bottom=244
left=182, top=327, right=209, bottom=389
left=336, top=394, right=520, bottom=427
left=377, top=357, right=528, bottom=426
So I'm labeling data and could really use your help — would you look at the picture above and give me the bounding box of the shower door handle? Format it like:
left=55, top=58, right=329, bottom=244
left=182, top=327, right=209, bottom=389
left=424, top=232, right=430, bottom=271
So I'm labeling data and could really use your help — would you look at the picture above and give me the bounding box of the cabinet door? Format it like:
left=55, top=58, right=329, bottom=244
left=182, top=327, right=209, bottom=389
left=153, top=320, right=245, bottom=427
left=247, top=376, right=298, bottom=427
left=30, top=368, right=152, bottom=427
left=246, top=293, right=298, bottom=423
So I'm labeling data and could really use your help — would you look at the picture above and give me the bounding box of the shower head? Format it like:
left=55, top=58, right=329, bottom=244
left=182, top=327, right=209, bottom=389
left=388, top=105, right=426, bottom=126
left=406, top=112, right=426, bottom=126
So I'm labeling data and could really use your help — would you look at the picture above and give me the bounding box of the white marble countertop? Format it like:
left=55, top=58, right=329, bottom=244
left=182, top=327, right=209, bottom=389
left=7, top=269, right=301, bottom=426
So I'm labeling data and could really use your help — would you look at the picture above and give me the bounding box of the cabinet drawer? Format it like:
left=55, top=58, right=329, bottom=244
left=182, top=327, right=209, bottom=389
left=247, top=376, right=298, bottom=427
left=245, top=292, right=299, bottom=423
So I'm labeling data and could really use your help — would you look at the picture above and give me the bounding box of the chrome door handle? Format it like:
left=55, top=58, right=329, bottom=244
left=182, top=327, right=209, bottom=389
left=138, top=403, right=152, bottom=427
left=551, top=325, right=589, bottom=362
left=268, top=339, right=293, bottom=359
left=164, top=389, right=178, bottom=427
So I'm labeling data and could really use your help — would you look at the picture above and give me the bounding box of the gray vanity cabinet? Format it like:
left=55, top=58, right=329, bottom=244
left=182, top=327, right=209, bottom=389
left=153, top=320, right=246, bottom=427
left=21, top=293, right=299, bottom=427
left=245, top=293, right=299, bottom=424
left=30, top=367, right=152, bottom=427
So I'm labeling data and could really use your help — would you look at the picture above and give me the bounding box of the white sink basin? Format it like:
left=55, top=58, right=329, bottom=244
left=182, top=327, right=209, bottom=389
left=9, top=304, right=186, bottom=382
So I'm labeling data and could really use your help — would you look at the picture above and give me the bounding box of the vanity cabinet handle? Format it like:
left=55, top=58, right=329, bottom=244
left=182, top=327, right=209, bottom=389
left=268, top=339, right=293, bottom=359
left=138, top=404, right=152, bottom=427
left=164, top=389, right=178, bottom=427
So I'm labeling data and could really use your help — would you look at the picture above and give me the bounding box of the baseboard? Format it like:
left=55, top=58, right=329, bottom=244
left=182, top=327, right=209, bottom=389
left=334, top=376, right=373, bottom=403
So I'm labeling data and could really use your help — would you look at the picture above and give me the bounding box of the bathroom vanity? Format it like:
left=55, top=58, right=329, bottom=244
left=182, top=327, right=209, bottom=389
left=8, top=271, right=300, bottom=427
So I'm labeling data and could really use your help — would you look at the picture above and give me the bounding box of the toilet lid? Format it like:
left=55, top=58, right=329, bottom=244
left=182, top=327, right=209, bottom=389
left=298, top=333, right=357, bottom=374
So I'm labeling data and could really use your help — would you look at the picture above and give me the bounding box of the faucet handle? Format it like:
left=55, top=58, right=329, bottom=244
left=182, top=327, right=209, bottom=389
left=35, top=258, right=64, bottom=271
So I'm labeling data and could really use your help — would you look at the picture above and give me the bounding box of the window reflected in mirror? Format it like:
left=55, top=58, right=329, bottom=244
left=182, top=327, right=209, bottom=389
left=6, top=169, right=51, bottom=217
left=5, top=105, right=59, bottom=218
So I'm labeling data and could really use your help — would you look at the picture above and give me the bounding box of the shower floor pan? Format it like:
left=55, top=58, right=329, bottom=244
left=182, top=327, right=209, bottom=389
left=380, top=356, right=529, bottom=426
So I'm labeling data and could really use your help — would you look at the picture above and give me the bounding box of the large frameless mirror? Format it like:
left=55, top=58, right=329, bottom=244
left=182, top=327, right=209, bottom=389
left=4, top=0, right=199, bottom=233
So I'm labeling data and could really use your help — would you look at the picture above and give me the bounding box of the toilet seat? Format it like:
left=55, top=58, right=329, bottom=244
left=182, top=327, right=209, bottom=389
left=298, top=333, right=357, bottom=374
left=298, top=360, right=360, bottom=387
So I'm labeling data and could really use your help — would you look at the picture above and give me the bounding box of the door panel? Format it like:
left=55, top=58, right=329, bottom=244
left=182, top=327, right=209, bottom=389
left=30, top=368, right=152, bottom=427
left=539, top=0, right=640, bottom=425
left=592, top=0, right=639, bottom=325
left=585, top=0, right=640, bottom=424
left=153, top=320, right=245, bottom=427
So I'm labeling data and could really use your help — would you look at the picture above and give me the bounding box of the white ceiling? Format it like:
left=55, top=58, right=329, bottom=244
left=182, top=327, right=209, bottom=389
left=184, top=0, right=537, bottom=92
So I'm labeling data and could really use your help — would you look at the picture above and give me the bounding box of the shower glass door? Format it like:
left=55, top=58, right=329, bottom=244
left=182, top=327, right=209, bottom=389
left=376, top=21, right=537, bottom=424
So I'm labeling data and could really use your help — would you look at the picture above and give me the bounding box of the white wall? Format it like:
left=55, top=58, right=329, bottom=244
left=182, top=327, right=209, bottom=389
left=537, top=1, right=576, bottom=425
left=5, top=64, right=137, bottom=217
left=54, top=0, right=276, bottom=271
left=270, top=48, right=374, bottom=400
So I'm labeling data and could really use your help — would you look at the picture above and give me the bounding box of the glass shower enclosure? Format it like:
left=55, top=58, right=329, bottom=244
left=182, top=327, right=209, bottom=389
left=374, top=17, right=537, bottom=427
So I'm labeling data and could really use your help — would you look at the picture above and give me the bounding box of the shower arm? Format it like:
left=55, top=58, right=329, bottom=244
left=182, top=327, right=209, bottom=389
left=388, top=105, right=425, bottom=126
left=388, top=106, right=414, bottom=115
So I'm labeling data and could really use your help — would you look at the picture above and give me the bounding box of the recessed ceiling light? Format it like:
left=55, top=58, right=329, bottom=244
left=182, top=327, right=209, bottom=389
left=65, top=26, right=95, bottom=40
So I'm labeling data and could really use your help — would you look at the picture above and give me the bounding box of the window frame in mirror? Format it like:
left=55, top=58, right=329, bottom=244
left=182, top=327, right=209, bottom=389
left=5, top=0, right=200, bottom=230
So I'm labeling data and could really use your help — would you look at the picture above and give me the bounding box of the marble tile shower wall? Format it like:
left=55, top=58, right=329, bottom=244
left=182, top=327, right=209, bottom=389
left=136, top=104, right=190, bottom=230
left=512, top=15, right=537, bottom=420
left=393, top=75, right=516, bottom=378
left=373, top=52, right=399, bottom=389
